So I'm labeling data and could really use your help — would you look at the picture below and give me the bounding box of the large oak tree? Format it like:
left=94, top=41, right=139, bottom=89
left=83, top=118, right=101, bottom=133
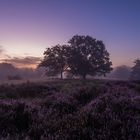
left=67, top=35, right=112, bottom=79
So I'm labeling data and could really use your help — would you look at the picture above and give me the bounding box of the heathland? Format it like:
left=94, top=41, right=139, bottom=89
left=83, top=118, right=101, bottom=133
left=0, top=79, right=140, bottom=140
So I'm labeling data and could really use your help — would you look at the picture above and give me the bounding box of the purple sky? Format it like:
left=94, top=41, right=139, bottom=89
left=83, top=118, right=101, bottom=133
left=0, top=0, right=140, bottom=68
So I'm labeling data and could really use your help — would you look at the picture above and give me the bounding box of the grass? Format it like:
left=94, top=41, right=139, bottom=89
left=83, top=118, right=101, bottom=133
left=0, top=79, right=140, bottom=140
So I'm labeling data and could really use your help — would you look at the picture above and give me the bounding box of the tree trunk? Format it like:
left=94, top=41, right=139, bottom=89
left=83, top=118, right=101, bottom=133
left=82, top=74, right=86, bottom=80
left=60, top=71, right=63, bottom=79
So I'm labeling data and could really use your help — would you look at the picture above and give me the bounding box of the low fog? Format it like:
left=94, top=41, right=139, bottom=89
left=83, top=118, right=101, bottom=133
left=0, top=63, right=45, bottom=80
left=106, top=65, right=131, bottom=80
left=0, top=63, right=132, bottom=81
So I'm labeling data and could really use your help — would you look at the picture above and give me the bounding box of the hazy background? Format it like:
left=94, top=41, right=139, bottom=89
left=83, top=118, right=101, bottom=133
left=0, top=0, right=139, bottom=80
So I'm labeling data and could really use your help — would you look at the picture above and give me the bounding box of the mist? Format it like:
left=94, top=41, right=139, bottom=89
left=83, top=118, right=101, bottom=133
left=106, top=65, right=131, bottom=80
left=0, top=62, right=133, bottom=81
left=0, top=63, right=45, bottom=80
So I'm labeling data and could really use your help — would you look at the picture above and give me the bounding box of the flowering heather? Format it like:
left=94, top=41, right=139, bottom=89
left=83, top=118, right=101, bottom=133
left=0, top=80, right=140, bottom=140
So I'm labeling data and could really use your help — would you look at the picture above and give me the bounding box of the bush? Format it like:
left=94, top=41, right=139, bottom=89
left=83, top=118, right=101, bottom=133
left=0, top=80, right=140, bottom=139
left=0, top=102, right=32, bottom=137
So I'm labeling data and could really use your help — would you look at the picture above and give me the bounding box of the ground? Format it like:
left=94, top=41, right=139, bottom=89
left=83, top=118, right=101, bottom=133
left=0, top=79, right=140, bottom=140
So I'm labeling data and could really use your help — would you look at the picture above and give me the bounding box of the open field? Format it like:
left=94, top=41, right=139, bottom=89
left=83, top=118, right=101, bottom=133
left=0, top=79, right=140, bottom=140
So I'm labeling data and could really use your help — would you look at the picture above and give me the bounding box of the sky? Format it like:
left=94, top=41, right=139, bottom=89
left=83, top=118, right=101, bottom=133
left=0, top=0, right=140, bottom=68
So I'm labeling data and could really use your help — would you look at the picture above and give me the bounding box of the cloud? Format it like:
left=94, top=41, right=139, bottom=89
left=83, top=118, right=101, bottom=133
left=0, top=46, right=42, bottom=68
left=0, top=46, right=5, bottom=54
left=7, top=56, right=41, bottom=64
left=2, top=56, right=42, bottom=68
left=0, top=46, right=11, bottom=59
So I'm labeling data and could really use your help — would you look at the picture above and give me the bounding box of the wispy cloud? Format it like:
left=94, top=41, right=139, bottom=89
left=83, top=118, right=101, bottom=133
left=0, top=46, right=11, bottom=58
left=7, top=56, right=41, bottom=65
left=1, top=56, right=42, bottom=68
left=0, top=45, right=42, bottom=68
left=0, top=46, right=5, bottom=54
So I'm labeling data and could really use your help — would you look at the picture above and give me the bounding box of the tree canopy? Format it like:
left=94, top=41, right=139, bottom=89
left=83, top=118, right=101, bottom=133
left=130, top=59, right=140, bottom=80
left=67, top=35, right=112, bottom=79
left=39, top=35, right=112, bottom=79
left=39, top=44, right=68, bottom=79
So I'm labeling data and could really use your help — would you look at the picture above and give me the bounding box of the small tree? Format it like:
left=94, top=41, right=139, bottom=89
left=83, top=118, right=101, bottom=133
left=130, top=59, right=140, bottom=80
left=39, top=44, right=68, bottom=79
left=67, top=35, right=112, bottom=79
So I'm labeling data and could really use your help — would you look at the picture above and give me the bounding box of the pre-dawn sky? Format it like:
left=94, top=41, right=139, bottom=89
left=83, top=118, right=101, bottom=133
left=0, top=0, right=140, bottom=68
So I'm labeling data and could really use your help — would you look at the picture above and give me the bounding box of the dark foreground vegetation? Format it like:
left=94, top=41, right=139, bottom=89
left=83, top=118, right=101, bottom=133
left=0, top=79, right=140, bottom=140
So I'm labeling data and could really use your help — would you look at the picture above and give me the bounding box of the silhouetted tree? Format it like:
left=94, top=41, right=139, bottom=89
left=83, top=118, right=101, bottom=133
left=67, top=35, right=112, bottom=79
left=39, top=45, right=68, bottom=79
left=130, top=59, right=140, bottom=80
